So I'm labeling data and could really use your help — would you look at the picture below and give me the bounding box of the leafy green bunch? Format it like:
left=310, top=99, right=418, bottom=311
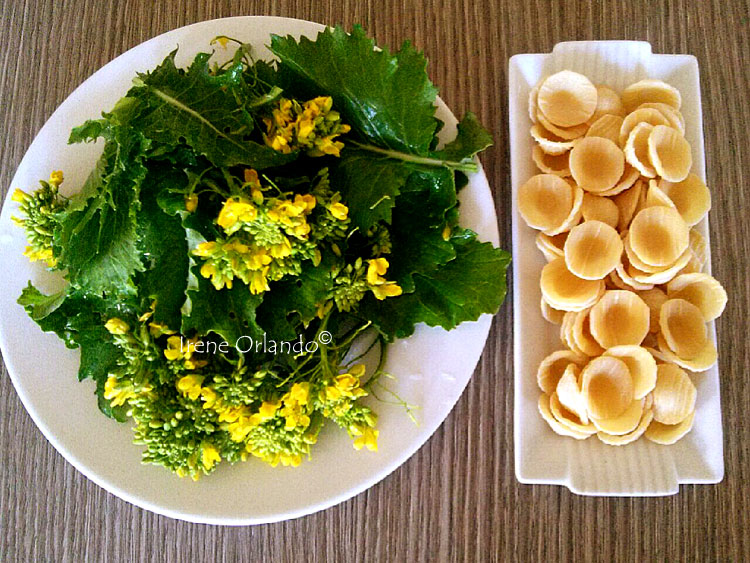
left=12, top=26, right=509, bottom=479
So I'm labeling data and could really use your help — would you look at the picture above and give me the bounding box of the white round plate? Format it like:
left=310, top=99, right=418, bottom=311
left=0, top=16, right=499, bottom=525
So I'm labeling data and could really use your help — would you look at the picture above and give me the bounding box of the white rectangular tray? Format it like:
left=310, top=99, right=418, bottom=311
left=510, top=41, right=724, bottom=495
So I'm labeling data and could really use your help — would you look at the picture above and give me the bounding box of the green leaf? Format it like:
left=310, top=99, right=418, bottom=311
left=271, top=25, right=439, bottom=154
left=359, top=235, right=511, bottom=340
left=69, top=119, right=107, bottom=144
left=386, top=168, right=460, bottom=292
left=430, top=112, right=493, bottom=162
left=255, top=255, right=335, bottom=340
left=331, top=148, right=412, bottom=231
left=17, top=283, right=68, bottom=322
left=181, top=265, right=264, bottom=345
left=136, top=167, right=190, bottom=330
left=54, top=127, right=149, bottom=295
left=18, top=283, right=130, bottom=421
left=130, top=51, right=295, bottom=169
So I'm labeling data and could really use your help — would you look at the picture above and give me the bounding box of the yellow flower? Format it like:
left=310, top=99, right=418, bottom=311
left=442, top=225, right=452, bottom=241
left=280, top=383, right=311, bottom=429
left=353, top=426, right=379, bottom=452
left=243, top=168, right=260, bottom=186
left=176, top=374, right=205, bottom=401
left=164, top=335, right=184, bottom=361
left=200, top=262, right=218, bottom=280
left=11, top=188, right=29, bottom=203
left=329, top=202, right=349, bottom=221
left=366, top=258, right=389, bottom=286
left=49, top=170, right=64, bottom=186
left=288, top=382, right=310, bottom=406
left=244, top=248, right=272, bottom=270
left=247, top=269, right=270, bottom=295
left=269, top=134, right=292, bottom=153
left=185, top=194, right=198, bottom=212
left=104, top=317, right=129, bottom=335
left=294, top=193, right=316, bottom=212
left=211, top=35, right=230, bottom=49
left=269, top=238, right=292, bottom=258
left=200, top=387, right=222, bottom=410
left=279, top=453, right=302, bottom=467
left=193, top=241, right=217, bottom=257
left=297, top=118, right=315, bottom=140
left=103, top=375, right=135, bottom=407
left=217, top=197, right=257, bottom=230
left=23, top=246, right=56, bottom=266
left=258, top=399, right=281, bottom=419
left=371, top=281, right=403, bottom=300
left=201, top=443, right=221, bottom=470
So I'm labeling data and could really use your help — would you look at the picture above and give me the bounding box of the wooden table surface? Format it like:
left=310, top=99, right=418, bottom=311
left=1, top=0, right=748, bottom=561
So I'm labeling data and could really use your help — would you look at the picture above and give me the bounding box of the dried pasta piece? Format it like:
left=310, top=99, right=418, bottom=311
left=581, top=193, right=619, bottom=228
left=581, top=356, right=634, bottom=420
left=546, top=183, right=585, bottom=236
left=589, top=290, right=650, bottom=348
left=644, top=180, right=677, bottom=209
left=657, top=332, right=718, bottom=372
left=648, top=125, right=692, bottom=182
left=588, top=85, right=626, bottom=122
left=538, top=393, right=592, bottom=439
left=597, top=164, right=640, bottom=197
left=659, top=298, right=708, bottom=360
left=591, top=398, right=644, bottom=435
left=622, top=79, right=682, bottom=113
left=597, top=408, right=654, bottom=445
left=564, top=220, right=623, bottom=279
left=603, top=345, right=657, bottom=399
left=585, top=114, right=624, bottom=144
left=645, top=411, right=695, bottom=445
left=532, top=145, right=572, bottom=177
left=549, top=391, right=596, bottom=434
left=651, top=363, right=696, bottom=425
left=530, top=124, right=580, bottom=155
left=667, top=273, right=728, bottom=321
left=541, top=295, right=566, bottom=325
left=627, top=248, right=692, bottom=285
left=637, top=102, right=685, bottom=134
left=560, top=311, right=587, bottom=356
left=628, top=206, right=689, bottom=267
left=614, top=179, right=644, bottom=230
left=536, top=349, right=589, bottom=394
left=569, top=137, right=625, bottom=193
left=614, top=256, right=655, bottom=292
left=624, top=122, right=657, bottom=178
left=556, top=364, right=589, bottom=423
left=638, top=288, right=669, bottom=334
left=679, top=229, right=707, bottom=275
left=541, top=258, right=606, bottom=312
left=518, top=174, right=574, bottom=232
left=619, top=107, right=670, bottom=146
left=537, top=109, right=589, bottom=140
left=659, top=174, right=711, bottom=226
left=570, top=308, right=606, bottom=357
left=535, top=231, right=568, bottom=261
left=528, top=82, right=541, bottom=123
left=537, top=70, right=598, bottom=127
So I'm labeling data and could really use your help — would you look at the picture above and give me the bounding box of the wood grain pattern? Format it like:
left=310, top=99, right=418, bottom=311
left=1, top=0, right=748, bottom=560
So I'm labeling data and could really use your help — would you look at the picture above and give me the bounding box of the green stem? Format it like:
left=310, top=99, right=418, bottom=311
left=349, top=141, right=478, bottom=173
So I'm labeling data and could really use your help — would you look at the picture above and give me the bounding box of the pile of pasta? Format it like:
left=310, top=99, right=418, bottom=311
left=519, top=70, right=727, bottom=446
